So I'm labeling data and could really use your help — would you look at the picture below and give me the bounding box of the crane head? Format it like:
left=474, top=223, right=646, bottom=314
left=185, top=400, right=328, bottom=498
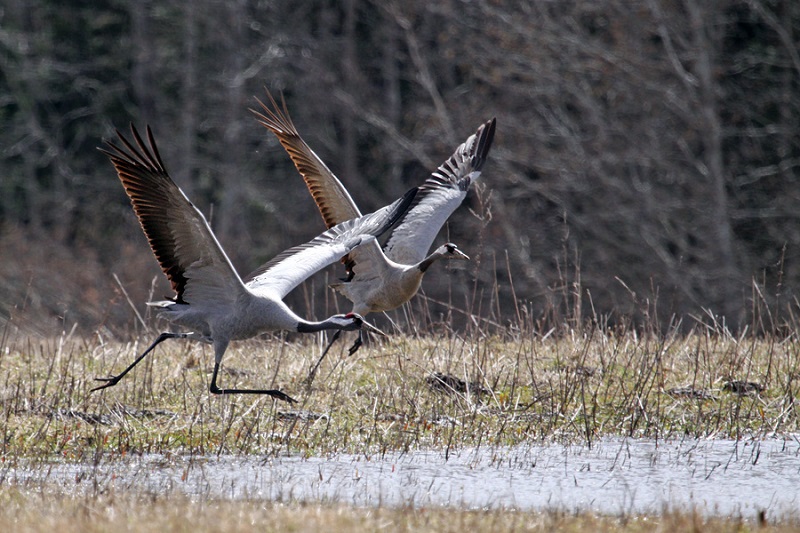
left=340, top=312, right=387, bottom=336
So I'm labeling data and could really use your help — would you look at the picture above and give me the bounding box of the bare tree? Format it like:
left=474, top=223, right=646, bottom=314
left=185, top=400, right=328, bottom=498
left=2, top=0, right=800, bottom=334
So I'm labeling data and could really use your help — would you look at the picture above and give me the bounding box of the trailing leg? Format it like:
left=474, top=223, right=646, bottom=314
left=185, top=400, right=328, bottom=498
left=305, top=330, right=342, bottom=387
left=207, top=340, right=296, bottom=402
left=92, top=332, right=197, bottom=392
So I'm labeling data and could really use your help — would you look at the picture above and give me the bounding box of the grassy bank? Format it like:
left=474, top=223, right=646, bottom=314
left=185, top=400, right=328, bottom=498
left=1, top=325, right=799, bottom=529
left=0, top=324, right=796, bottom=458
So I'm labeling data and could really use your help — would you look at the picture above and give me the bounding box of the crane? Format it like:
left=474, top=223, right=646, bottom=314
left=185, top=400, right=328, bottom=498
left=93, top=124, right=416, bottom=403
left=251, top=92, right=495, bottom=359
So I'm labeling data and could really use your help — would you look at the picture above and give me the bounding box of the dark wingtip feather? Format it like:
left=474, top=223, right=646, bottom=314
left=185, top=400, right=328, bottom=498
left=99, top=125, right=189, bottom=304
left=380, top=186, right=418, bottom=237
left=471, top=117, right=496, bottom=172
left=250, top=89, right=297, bottom=136
left=98, top=124, right=165, bottom=174
left=145, top=125, right=168, bottom=171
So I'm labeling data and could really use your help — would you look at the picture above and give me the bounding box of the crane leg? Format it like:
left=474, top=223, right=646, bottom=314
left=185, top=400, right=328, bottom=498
left=92, top=331, right=195, bottom=392
left=305, top=330, right=342, bottom=387
left=347, top=330, right=363, bottom=356
left=209, top=362, right=297, bottom=403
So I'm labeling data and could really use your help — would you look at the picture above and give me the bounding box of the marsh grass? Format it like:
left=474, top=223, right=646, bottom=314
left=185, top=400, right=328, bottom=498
left=1, top=317, right=797, bottom=461
left=3, top=267, right=800, bottom=529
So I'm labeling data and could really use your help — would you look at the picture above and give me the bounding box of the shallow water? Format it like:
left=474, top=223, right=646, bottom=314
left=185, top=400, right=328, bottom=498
left=6, top=438, right=800, bottom=517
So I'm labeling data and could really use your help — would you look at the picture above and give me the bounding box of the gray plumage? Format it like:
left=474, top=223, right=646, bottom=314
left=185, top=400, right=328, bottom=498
left=251, top=92, right=495, bottom=322
left=93, top=124, right=416, bottom=402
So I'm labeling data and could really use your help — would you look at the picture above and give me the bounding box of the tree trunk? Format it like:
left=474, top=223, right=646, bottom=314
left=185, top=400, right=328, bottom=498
left=687, top=1, right=740, bottom=320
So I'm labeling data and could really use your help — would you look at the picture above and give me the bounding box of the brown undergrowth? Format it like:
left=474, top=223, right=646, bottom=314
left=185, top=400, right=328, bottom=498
left=0, top=319, right=797, bottom=461
left=1, top=309, right=800, bottom=528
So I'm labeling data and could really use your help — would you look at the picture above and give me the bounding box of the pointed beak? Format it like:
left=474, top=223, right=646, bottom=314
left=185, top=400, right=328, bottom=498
left=453, top=249, right=470, bottom=261
left=360, top=318, right=387, bottom=337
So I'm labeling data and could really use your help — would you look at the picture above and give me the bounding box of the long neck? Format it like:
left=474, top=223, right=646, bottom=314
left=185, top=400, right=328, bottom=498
left=296, top=316, right=353, bottom=333
left=250, top=299, right=351, bottom=335
left=417, top=249, right=448, bottom=273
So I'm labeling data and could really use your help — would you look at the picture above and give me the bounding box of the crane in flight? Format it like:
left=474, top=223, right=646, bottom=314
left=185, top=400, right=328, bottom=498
left=94, top=124, right=416, bottom=403
left=252, top=92, right=495, bottom=360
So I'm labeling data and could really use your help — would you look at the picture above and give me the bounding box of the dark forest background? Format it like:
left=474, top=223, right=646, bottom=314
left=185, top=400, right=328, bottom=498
left=2, top=0, right=800, bottom=337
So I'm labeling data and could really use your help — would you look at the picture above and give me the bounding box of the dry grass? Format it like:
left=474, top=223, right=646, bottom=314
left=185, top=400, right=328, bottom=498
left=1, top=322, right=799, bottom=529
left=1, top=487, right=798, bottom=532
left=0, top=324, right=797, bottom=459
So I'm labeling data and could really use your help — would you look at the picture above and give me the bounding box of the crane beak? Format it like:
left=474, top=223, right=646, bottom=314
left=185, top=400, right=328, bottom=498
left=453, top=249, right=470, bottom=260
left=360, top=318, right=387, bottom=337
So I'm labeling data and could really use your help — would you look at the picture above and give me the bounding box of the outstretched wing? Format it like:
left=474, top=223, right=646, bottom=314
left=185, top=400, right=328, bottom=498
left=244, top=188, right=416, bottom=300
left=382, top=118, right=496, bottom=265
left=251, top=90, right=362, bottom=228
left=100, top=125, right=246, bottom=307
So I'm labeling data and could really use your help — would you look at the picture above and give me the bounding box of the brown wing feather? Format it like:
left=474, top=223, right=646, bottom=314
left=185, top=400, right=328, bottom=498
left=251, top=90, right=361, bottom=229
left=100, top=126, right=192, bottom=302
left=100, top=125, right=244, bottom=306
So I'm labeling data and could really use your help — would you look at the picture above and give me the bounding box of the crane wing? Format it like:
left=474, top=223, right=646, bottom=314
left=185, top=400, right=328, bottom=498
left=100, top=125, right=246, bottom=308
left=244, top=187, right=417, bottom=300
left=251, top=91, right=362, bottom=228
left=383, top=118, right=496, bottom=265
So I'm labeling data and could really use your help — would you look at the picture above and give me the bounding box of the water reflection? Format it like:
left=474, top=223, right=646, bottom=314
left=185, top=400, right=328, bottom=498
left=5, top=438, right=800, bottom=516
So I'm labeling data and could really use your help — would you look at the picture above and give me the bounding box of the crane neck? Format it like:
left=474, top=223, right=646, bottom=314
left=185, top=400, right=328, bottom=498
left=417, top=249, right=448, bottom=273
left=296, top=316, right=352, bottom=333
